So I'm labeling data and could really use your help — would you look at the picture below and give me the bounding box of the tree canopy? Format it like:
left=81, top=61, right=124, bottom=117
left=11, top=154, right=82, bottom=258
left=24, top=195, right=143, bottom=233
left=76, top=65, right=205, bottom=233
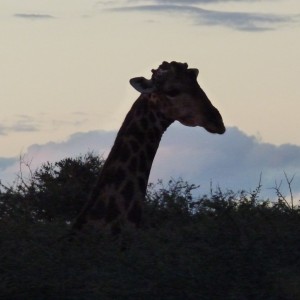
left=0, top=153, right=300, bottom=299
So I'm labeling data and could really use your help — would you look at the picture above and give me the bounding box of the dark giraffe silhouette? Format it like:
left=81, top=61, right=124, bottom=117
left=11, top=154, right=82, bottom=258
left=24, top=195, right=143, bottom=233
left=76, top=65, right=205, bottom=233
left=73, top=61, right=225, bottom=233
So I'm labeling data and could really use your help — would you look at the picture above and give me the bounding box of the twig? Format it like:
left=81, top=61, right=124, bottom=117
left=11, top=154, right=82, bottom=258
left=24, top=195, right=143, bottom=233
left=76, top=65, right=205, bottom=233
left=284, top=172, right=295, bottom=210
left=273, top=179, right=291, bottom=210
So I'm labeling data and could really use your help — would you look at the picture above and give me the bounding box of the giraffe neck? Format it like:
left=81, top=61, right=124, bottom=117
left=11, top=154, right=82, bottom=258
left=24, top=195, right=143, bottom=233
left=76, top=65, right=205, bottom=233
left=74, top=94, right=173, bottom=231
left=104, top=94, right=173, bottom=184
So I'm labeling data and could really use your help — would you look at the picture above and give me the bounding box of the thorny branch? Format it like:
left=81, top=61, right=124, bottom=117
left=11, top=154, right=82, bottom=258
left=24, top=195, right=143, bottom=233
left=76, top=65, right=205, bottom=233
left=273, top=172, right=296, bottom=210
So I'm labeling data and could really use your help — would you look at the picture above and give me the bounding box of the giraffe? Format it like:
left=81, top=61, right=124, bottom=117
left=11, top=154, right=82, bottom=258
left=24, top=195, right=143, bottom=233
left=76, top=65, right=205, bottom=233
left=72, top=61, right=225, bottom=234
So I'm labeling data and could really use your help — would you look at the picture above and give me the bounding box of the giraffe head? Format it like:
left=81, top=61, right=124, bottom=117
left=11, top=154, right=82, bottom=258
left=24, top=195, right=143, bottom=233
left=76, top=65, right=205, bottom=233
left=130, top=61, right=225, bottom=134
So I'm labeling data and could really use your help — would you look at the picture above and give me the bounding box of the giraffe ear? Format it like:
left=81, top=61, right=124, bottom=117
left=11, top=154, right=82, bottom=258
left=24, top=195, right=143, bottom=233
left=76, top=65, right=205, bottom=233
left=130, top=77, right=156, bottom=93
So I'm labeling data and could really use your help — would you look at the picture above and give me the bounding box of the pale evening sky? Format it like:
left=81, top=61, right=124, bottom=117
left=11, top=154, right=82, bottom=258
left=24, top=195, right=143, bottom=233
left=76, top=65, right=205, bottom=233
left=1, top=0, right=300, bottom=197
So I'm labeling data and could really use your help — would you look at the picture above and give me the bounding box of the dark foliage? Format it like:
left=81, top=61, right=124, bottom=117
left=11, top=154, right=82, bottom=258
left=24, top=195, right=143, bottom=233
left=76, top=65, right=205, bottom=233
left=0, top=153, right=300, bottom=299
left=0, top=152, right=104, bottom=223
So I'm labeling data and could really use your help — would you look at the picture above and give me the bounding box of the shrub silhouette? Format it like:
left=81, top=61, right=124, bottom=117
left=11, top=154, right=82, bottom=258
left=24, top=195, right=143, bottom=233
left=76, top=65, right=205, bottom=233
left=0, top=152, right=104, bottom=223
left=0, top=153, right=300, bottom=299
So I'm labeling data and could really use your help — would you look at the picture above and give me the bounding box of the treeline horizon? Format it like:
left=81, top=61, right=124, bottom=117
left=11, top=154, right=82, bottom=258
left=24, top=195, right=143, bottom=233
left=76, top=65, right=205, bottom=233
left=1, top=153, right=300, bottom=299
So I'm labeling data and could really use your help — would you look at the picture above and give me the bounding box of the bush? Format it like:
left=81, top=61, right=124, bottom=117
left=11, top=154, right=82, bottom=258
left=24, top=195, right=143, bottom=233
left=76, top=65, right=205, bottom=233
left=0, top=152, right=104, bottom=223
left=1, top=154, right=300, bottom=299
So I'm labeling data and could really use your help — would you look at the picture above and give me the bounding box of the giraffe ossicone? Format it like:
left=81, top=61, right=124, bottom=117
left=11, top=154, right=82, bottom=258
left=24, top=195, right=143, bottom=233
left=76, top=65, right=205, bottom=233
left=73, top=61, right=225, bottom=233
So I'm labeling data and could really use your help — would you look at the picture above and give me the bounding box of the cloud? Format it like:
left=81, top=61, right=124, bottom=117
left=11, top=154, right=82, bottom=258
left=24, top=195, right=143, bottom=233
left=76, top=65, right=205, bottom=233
left=0, top=113, right=91, bottom=137
left=10, top=119, right=39, bottom=133
left=0, top=130, right=115, bottom=185
left=152, top=126, right=300, bottom=198
left=24, top=130, right=115, bottom=163
left=1, top=126, right=300, bottom=200
left=103, top=1, right=298, bottom=31
left=0, top=158, right=18, bottom=171
left=141, top=0, right=261, bottom=3
left=14, top=13, right=55, bottom=20
left=0, top=126, right=6, bottom=136
left=0, top=115, right=39, bottom=135
left=0, top=157, right=19, bottom=185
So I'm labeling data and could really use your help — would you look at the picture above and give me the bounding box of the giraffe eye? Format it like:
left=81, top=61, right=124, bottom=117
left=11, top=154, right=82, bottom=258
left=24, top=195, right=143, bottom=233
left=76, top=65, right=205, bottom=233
left=165, top=89, right=180, bottom=97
